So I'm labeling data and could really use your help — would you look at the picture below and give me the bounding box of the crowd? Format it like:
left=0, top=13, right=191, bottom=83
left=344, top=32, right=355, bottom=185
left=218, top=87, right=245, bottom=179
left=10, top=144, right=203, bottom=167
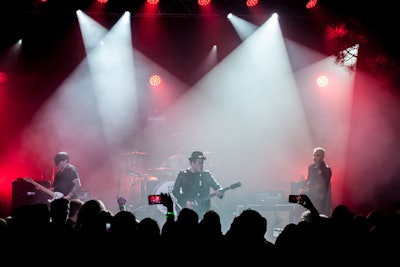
left=1, top=194, right=399, bottom=265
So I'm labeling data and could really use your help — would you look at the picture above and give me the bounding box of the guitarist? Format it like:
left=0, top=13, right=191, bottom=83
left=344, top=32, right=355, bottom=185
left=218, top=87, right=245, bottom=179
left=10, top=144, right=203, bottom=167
left=52, top=151, right=82, bottom=201
left=172, top=151, right=224, bottom=217
left=299, top=147, right=332, bottom=216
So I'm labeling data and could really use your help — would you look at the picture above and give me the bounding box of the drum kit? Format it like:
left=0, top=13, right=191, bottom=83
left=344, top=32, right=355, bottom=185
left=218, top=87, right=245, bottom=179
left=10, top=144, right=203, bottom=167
left=117, top=150, right=179, bottom=214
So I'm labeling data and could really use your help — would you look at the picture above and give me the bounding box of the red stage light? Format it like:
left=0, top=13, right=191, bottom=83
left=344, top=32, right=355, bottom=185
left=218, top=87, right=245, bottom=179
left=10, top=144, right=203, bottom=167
left=306, top=0, right=318, bottom=9
left=317, top=75, right=328, bottom=87
left=149, top=75, right=162, bottom=87
left=198, top=0, right=211, bottom=7
left=246, top=0, right=259, bottom=8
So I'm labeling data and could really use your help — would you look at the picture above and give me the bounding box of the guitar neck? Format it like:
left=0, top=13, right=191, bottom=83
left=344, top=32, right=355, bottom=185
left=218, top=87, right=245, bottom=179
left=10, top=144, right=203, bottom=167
left=23, top=178, right=54, bottom=197
left=201, top=185, right=232, bottom=202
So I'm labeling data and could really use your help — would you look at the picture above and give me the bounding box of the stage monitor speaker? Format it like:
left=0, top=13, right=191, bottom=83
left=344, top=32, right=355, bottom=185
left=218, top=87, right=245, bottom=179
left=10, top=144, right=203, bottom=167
left=256, top=190, right=286, bottom=204
left=12, top=178, right=52, bottom=212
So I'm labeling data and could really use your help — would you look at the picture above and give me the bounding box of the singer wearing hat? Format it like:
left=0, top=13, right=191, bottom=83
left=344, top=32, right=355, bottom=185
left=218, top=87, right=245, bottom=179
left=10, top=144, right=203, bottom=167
left=172, top=151, right=224, bottom=217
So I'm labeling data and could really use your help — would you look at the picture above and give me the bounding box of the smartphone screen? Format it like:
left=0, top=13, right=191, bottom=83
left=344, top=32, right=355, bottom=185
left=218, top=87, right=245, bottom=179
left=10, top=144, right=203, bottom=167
left=288, top=194, right=302, bottom=203
left=148, top=195, right=163, bottom=205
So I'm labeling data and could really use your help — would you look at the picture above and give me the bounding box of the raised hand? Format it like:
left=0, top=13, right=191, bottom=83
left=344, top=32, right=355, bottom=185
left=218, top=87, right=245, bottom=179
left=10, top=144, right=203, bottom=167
left=161, top=193, right=174, bottom=212
left=117, top=195, right=127, bottom=211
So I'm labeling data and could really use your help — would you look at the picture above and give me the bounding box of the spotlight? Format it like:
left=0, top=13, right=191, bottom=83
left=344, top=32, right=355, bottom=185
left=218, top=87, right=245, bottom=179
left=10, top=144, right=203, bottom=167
left=306, top=0, right=318, bottom=9
left=198, top=0, right=211, bottom=7
left=317, top=75, right=328, bottom=87
left=246, top=0, right=259, bottom=8
left=149, top=75, right=161, bottom=87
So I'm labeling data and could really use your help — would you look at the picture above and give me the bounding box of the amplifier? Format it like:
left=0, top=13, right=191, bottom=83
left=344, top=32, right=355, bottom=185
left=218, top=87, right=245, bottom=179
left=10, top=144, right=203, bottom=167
left=12, top=178, right=52, bottom=212
left=256, top=190, right=286, bottom=204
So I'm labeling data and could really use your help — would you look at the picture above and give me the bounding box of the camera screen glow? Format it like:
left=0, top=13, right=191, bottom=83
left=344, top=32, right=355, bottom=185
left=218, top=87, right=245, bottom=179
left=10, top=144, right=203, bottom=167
left=149, top=195, right=162, bottom=204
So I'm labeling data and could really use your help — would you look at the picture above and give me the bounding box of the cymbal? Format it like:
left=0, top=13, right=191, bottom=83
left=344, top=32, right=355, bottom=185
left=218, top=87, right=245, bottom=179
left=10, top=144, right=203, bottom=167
left=146, top=175, right=159, bottom=181
left=148, top=167, right=175, bottom=171
left=126, top=170, right=142, bottom=177
left=121, top=151, right=148, bottom=156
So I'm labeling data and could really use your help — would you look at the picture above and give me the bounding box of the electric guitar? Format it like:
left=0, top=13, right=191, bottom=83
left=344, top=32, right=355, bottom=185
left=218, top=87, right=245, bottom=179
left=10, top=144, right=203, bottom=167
left=22, top=177, right=64, bottom=203
left=177, top=181, right=242, bottom=213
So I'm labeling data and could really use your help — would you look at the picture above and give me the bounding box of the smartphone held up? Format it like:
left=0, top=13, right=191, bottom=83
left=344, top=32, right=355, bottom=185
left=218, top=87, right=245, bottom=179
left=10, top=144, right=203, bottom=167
left=148, top=194, right=163, bottom=205
left=288, top=194, right=305, bottom=205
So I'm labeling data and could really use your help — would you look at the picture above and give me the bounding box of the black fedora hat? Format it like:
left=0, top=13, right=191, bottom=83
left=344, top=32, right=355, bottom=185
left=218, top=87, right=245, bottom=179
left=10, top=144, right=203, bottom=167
left=188, top=151, right=207, bottom=160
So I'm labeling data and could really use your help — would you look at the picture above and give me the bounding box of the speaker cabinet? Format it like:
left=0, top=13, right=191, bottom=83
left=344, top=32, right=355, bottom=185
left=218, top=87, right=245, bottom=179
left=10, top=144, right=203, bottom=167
left=12, top=178, right=52, bottom=212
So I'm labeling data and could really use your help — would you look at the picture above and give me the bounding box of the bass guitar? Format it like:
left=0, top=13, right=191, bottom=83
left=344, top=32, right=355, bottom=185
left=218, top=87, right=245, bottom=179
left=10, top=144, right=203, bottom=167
left=22, top=177, right=64, bottom=203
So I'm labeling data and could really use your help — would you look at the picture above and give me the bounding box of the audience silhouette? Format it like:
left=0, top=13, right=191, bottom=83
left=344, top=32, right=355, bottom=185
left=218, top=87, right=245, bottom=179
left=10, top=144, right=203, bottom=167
left=1, top=193, right=399, bottom=265
left=67, top=198, right=84, bottom=227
